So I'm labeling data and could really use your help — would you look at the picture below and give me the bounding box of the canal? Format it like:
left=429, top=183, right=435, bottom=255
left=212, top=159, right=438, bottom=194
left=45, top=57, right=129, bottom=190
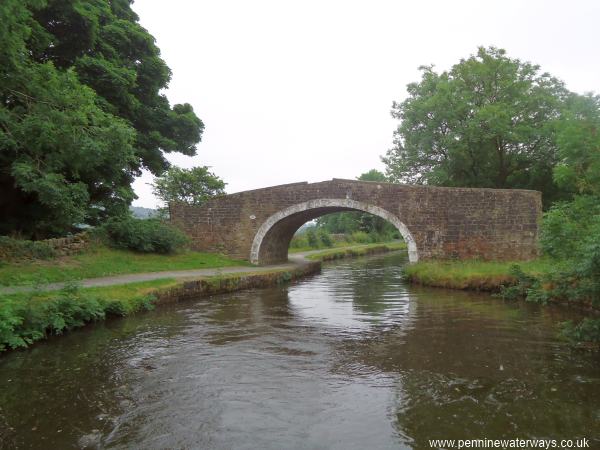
left=0, top=252, right=598, bottom=449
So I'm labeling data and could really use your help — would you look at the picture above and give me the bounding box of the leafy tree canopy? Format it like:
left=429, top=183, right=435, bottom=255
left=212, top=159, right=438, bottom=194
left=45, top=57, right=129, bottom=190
left=553, top=93, right=600, bottom=196
left=357, top=169, right=387, bottom=182
left=382, top=47, right=569, bottom=205
left=0, top=0, right=203, bottom=238
left=152, top=166, right=226, bottom=207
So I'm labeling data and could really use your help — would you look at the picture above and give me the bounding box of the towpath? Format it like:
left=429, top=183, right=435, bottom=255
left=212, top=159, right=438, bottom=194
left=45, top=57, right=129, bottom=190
left=0, top=254, right=315, bottom=295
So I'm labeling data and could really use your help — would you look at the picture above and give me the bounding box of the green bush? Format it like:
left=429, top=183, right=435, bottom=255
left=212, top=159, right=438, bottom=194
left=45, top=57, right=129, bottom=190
left=496, top=196, right=600, bottom=315
left=497, top=265, right=545, bottom=302
left=561, top=318, right=600, bottom=343
left=100, top=217, right=188, bottom=254
left=0, top=285, right=105, bottom=351
left=0, top=236, right=56, bottom=260
left=317, top=229, right=333, bottom=247
left=289, top=235, right=308, bottom=249
left=306, top=228, right=319, bottom=248
left=0, top=283, right=156, bottom=352
left=350, top=231, right=370, bottom=243
left=541, top=196, right=600, bottom=259
left=534, top=195, right=600, bottom=308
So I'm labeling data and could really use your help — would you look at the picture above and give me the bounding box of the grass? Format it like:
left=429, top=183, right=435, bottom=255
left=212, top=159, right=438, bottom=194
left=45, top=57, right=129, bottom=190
left=0, top=277, right=209, bottom=353
left=0, top=239, right=407, bottom=352
left=305, top=242, right=407, bottom=261
left=288, top=238, right=402, bottom=254
left=0, top=262, right=322, bottom=353
left=0, top=244, right=250, bottom=287
left=71, top=278, right=180, bottom=302
left=0, top=278, right=180, bottom=352
left=288, top=240, right=360, bottom=253
left=403, top=258, right=555, bottom=291
left=0, top=237, right=404, bottom=287
left=1, top=278, right=179, bottom=309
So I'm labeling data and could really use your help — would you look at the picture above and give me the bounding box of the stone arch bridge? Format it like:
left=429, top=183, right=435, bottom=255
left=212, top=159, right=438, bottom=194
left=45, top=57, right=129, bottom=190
left=170, top=179, right=541, bottom=265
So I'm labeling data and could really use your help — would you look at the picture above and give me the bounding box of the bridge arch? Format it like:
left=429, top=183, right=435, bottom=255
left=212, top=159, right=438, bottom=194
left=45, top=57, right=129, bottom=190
left=250, top=198, right=418, bottom=265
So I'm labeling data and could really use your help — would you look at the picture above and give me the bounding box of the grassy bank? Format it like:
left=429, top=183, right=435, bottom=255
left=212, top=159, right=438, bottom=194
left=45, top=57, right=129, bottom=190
left=0, top=263, right=321, bottom=353
left=0, top=241, right=407, bottom=353
left=289, top=241, right=355, bottom=253
left=403, top=258, right=600, bottom=344
left=0, top=279, right=173, bottom=351
left=288, top=234, right=401, bottom=253
left=403, top=259, right=554, bottom=291
left=0, top=244, right=250, bottom=287
left=305, top=242, right=407, bottom=261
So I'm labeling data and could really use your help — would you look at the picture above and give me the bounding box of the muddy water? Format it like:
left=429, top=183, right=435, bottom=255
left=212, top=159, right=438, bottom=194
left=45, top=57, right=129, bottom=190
left=0, top=252, right=598, bottom=449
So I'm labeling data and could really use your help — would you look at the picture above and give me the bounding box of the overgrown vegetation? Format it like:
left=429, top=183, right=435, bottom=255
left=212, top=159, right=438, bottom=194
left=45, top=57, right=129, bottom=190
left=560, top=318, right=600, bottom=344
left=289, top=228, right=399, bottom=252
left=98, top=216, right=189, bottom=254
left=497, top=196, right=600, bottom=342
left=0, top=262, right=323, bottom=352
left=496, top=109, right=600, bottom=341
left=0, top=236, right=56, bottom=261
left=0, top=280, right=166, bottom=352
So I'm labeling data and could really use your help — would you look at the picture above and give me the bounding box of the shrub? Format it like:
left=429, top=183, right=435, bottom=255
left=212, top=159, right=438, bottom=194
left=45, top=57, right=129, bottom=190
left=0, top=285, right=105, bottom=351
left=350, top=231, right=370, bottom=243
left=306, top=228, right=319, bottom=248
left=0, top=284, right=157, bottom=352
left=317, top=229, right=333, bottom=247
left=289, top=235, right=308, bottom=249
left=561, top=318, right=600, bottom=343
left=529, top=195, right=600, bottom=309
left=541, top=196, right=600, bottom=259
left=100, top=217, right=188, bottom=254
left=0, top=236, right=56, bottom=260
left=497, top=265, right=542, bottom=302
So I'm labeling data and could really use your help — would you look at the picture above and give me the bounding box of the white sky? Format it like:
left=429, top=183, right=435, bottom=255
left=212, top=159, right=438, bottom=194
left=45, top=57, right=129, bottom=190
left=131, top=0, right=600, bottom=208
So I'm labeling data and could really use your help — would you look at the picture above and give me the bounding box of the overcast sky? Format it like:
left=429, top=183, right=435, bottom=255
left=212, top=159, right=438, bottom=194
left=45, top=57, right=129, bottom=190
left=131, top=0, right=600, bottom=208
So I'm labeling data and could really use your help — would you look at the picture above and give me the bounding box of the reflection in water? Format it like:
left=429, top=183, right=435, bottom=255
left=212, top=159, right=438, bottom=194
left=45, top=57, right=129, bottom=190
left=0, top=252, right=598, bottom=449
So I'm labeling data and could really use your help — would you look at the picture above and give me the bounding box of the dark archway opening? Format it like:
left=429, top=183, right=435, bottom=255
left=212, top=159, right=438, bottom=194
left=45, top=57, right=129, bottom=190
left=250, top=199, right=418, bottom=265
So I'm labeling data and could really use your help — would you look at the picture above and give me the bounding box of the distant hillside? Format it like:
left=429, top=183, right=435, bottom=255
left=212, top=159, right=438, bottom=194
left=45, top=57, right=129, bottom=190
left=130, top=206, right=158, bottom=219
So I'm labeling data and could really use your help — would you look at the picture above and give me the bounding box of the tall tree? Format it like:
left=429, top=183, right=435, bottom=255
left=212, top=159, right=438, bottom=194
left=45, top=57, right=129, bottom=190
left=30, top=0, right=203, bottom=174
left=553, top=93, right=600, bottom=196
left=382, top=47, right=568, bottom=205
left=0, top=0, right=203, bottom=238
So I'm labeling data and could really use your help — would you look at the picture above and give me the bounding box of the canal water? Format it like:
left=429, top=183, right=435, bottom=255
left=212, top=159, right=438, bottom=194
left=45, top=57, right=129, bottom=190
left=0, top=252, right=598, bottom=449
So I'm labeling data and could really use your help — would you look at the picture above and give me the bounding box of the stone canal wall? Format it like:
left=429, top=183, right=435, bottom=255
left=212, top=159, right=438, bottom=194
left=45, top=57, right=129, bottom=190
left=153, top=261, right=322, bottom=305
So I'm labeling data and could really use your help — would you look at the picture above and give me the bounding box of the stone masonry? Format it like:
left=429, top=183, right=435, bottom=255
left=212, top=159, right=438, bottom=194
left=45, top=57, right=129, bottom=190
left=169, top=179, right=542, bottom=265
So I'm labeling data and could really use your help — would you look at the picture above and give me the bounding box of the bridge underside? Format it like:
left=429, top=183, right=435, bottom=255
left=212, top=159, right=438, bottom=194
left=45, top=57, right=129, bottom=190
left=257, top=206, right=352, bottom=264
